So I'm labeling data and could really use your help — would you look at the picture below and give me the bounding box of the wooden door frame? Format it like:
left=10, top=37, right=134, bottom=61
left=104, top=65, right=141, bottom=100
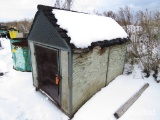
left=34, top=43, right=61, bottom=105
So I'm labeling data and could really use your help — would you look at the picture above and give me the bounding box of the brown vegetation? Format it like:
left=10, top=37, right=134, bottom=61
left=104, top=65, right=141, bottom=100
left=1, top=18, right=33, bottom=33
left=103, top=7, right=160, bottom=79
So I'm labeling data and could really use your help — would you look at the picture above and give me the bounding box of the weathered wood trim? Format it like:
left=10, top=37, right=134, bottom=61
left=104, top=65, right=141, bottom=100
left=61, top=50, right=70, bottom=114
left=114, top=83, right=149, bottom=119
left=73, top=48, right=90, bottom=53
left=69, top=50, right=73, bottom=117
left=122, top=43, right=128, bottom=74
left=105, top=46, right=111, bottom=86
left=29, top=41, right=38, bottom=88
left=28, top=40, right=69, bottom=51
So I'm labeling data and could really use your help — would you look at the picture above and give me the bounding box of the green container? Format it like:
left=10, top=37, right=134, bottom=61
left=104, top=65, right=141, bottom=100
left=0, top=30, right=6, bottom=34
left=12, top=41, right=31, bottom=72
left=10, top=38, right=26, bottom=56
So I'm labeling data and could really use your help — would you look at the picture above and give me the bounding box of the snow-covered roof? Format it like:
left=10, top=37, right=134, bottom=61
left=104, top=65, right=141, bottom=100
left=52, top=9, right=128, bottom=48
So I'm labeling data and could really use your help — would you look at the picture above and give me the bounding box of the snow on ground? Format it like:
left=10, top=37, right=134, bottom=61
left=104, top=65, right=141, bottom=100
left=0, top=38, right=68, bottom=120
left=53, top=9, right=128, bottom=48
left=0, top=38, right=160, bottom=120
left=73, top=74, right=160, bottom=120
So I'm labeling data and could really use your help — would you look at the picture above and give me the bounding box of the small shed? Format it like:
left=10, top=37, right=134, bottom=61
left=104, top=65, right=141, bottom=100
left=28, top=5, right=129, bottom=118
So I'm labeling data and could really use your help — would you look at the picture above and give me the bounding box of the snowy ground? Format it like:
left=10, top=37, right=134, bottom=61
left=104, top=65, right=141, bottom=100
left=0, top=38, right=160, bottom=120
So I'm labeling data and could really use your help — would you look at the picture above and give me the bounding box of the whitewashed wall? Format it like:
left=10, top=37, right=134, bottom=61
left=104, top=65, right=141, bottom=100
left=106, top=44, right=127, bottom=84
left=72, top=46, right=109, bottom=113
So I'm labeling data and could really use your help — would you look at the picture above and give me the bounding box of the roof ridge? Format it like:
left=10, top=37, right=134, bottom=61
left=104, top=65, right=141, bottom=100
left=37, top=5, right=56, bottom=11
left=37, top=4, right=87, bottom=14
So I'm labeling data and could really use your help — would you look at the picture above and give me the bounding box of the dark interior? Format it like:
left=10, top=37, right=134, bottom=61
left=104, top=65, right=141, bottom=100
left=35, top=44, right=60, bottom=105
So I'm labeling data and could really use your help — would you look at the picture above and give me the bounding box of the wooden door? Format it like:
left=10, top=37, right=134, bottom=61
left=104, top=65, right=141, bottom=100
left=35, top=44, right=60, bottom=105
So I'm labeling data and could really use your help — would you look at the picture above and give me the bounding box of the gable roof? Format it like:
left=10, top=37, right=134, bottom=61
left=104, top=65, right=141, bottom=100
left=52, top=9, right=128, bottom=48
left=29, top=5, right=129, bottom=49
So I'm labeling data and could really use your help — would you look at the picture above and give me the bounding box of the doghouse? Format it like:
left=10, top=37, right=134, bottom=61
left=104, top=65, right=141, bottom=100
left=28, top=5, right=129, bottom=118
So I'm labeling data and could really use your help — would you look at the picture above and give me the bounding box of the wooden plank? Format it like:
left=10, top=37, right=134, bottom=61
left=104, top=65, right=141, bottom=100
left=114, top=83, right=149, bottom=119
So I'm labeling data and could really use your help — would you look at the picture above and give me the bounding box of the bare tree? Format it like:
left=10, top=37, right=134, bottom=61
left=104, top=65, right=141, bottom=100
left=103, top=11, right=117, bottom=20
left=4, top=18, right=33, bottom=33
left=117, top=6, right=134, bottom=36
left=66, top=0, right=72, bottom=10
left=124, top=9, right=160, bottom=78
left=54, top=0, right=61, bottom=8
left=54, top=0, right=72, bottom=10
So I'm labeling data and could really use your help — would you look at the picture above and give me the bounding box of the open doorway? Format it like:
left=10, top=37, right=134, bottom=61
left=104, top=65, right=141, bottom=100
left=34, top=44, right=60, bottom=105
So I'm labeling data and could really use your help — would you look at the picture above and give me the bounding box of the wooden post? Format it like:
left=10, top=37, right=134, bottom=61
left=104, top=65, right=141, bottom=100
left=114, top=83, right=149, bottom=119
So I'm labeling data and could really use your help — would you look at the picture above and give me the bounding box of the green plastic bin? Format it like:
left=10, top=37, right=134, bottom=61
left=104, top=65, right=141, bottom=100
left=10, top=38, right=26, bottom=55
left=12, top=41, right=31, bottom=72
